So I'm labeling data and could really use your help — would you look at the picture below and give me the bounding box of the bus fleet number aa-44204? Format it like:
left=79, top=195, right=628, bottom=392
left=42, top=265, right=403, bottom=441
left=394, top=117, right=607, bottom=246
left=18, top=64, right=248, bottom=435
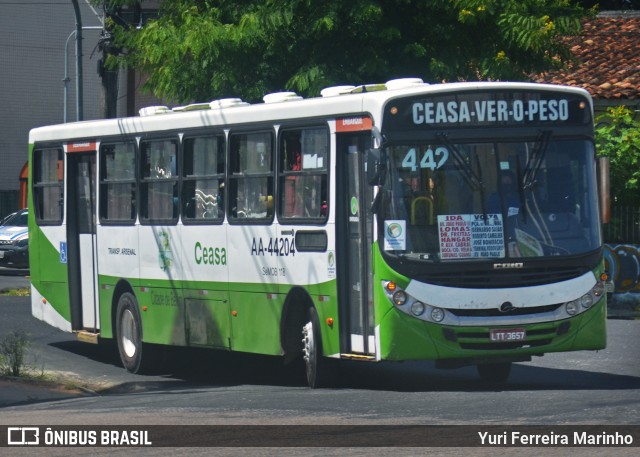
left=251, top=237, right=296, bottom=257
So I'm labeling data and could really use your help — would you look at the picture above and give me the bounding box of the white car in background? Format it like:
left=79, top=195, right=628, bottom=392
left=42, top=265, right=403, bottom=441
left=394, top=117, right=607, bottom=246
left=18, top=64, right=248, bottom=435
left=0, top=208, right=29, bottom=269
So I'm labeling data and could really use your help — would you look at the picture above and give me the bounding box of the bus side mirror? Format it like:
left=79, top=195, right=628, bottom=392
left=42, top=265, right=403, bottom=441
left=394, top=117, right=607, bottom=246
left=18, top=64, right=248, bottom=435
left=598, top=156, right=610, bottom=224
left=366, top=148, right=386, bottom=186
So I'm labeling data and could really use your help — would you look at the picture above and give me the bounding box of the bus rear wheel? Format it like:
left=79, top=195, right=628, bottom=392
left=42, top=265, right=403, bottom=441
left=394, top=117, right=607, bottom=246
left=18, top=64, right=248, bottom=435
left=302, top=307, right=330, bottom=388
left=477, top=362, right=512, bottom=383
left=116, top=292, right=151, bottom=374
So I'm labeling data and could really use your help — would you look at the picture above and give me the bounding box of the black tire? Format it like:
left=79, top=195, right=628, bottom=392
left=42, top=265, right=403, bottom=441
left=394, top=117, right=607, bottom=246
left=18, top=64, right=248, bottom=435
left=477, top=362, right=512, bottom=384
left=302, top=307, right=331, bottom=388
left=115, top=292, right=152, bottom=374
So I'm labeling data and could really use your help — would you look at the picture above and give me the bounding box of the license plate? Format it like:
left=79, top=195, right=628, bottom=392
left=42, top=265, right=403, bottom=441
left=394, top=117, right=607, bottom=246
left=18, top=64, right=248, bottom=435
left=490, top=328, right=526, bottom=342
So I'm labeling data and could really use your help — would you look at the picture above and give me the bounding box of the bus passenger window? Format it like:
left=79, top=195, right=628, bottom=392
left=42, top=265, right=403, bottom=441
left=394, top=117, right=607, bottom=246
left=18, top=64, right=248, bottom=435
left=139, top=139, right=179, bottom=224
left=228, top=131, right=274, bottom=222
left=279, top=127, right=329, bottom=223
left=182, top=135, right=225, bottom=223
left=100, top=142, right=136, bottom=224
left=33, top=147, right=64, bottom=225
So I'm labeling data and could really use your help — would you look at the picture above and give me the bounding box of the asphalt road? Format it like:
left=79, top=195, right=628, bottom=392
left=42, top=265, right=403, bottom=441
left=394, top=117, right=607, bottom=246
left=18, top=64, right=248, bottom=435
left=1, top=294, right=639, bottom=417
left=0, top=295, right=638, bottom=456
left=0, top=268, right=29, bottom=292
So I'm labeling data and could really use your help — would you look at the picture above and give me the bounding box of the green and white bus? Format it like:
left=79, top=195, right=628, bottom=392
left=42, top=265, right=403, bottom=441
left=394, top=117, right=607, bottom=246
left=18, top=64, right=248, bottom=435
left=29, top=79, right=608, bottom=387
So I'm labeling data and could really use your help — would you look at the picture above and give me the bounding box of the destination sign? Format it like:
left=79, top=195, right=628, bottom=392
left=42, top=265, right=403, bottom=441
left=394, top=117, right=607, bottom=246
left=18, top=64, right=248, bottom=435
left=383, top=90, right=592, bottom=131
left=413, top=99, right=568, bottom=125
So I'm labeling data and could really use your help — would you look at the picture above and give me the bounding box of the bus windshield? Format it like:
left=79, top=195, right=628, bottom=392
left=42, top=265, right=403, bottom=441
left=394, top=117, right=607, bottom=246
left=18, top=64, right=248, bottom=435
left=379, top=137, right=600, bottom=261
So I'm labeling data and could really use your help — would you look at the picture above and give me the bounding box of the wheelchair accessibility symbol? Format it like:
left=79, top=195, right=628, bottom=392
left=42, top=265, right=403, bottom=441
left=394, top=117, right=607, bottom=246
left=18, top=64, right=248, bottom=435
left=60, top=241, right=67, bottom=264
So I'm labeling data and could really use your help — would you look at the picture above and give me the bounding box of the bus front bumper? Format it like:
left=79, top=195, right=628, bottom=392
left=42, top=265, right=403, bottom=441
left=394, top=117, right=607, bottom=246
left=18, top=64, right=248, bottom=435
left=378, top=299, right=606, bottom=364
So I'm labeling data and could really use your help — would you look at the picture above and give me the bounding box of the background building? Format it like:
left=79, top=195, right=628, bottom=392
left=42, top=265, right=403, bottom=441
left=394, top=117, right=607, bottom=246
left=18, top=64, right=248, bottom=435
left=533, top=10, right=640, bottom=112
left=0, top=0, right=160, bottom=216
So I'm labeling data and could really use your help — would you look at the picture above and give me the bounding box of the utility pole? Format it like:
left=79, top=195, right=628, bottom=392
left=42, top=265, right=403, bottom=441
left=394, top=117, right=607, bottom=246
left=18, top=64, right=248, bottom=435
left=98, top=31, right=119, bottom=119
left=99, top=2, right=119, bottom=119
left=99, top=2, right=142, bottom=119
left=71, top=0, right=83, bottom=121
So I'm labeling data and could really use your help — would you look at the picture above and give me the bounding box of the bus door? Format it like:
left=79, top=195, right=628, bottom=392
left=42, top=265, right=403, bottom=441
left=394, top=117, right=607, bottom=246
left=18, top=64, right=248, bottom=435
left=336, top=119, right=375, bottom=356
left=66, top=145, right=98, bottom=332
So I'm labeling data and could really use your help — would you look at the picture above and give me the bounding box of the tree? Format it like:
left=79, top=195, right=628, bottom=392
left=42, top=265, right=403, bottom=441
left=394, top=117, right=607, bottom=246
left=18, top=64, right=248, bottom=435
left=595, top=106, right=640, bottom=205
left=103, top=0, right=593, bottom=103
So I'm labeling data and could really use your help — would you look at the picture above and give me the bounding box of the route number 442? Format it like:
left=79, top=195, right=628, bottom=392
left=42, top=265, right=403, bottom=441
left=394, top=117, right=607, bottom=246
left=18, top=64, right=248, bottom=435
left=401, top=147, right=449, bottom=171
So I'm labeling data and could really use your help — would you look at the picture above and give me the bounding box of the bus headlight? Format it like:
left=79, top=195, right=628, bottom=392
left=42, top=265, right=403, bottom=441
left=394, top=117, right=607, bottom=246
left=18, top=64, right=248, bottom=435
left=566, top=301, right=578, bottom=316
left=393, top=290, right=407, bottom=306
left=410, top=301, right=426, bottom=316
left=592, top=282, right=604, bottom=297
left=431, top=307, right=445, bottom=322
left=382, top=280, right=447, bottom=323
left=580, top=294, right=594, bottom=309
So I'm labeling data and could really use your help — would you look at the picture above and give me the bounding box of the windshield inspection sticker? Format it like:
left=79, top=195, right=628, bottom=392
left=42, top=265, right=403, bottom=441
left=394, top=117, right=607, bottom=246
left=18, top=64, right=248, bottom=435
left=438, top=214, right=505, bottom=259
left=384, top=220, right=406, bottom=251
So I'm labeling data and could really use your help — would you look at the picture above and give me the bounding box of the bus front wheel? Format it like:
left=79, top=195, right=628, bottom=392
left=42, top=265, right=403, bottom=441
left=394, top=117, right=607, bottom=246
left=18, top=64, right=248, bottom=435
left=477, top=362, right=512, bottom=383
left=302, top=307, right=329, bottom=388
left=116, top=292, right=150, bottom=374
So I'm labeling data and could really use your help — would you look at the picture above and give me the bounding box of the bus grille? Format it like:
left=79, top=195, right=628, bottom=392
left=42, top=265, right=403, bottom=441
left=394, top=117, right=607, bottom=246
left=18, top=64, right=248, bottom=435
left=422, top=266, right=587, bottom=288
left=448, top=303, right=563, bottom=317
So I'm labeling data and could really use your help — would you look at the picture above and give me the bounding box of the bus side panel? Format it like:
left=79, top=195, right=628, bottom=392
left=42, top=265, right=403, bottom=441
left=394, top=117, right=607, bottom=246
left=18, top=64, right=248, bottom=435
left=228, top=290, right=283, bottom=355
left=311, top=292, right=341, bottom=358
left=95, top=274, right=142, bottom=339
left=97, top=276, right=116, bottom=339
left=180, top=223, right=231, bottom=348
left=280, top=221, right=340, bottom=357
left=29, top=224, right=72, bottom=330
left=138, top=225, right=186, bottom=346
left=278, top=281, right=341, bottom=358
left=227, top=225, right=280, bottom=354
left=125, top=281, right=185, bottom=346
left=184, top=293, right=230, bottom=348
left=28, top=142, right=71, bottom=331
left=96, top=225, right=141, bottom=339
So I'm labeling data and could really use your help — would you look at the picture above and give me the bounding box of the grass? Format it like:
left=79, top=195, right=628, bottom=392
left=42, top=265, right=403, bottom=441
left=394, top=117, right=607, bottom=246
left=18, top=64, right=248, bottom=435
left=1, top=369, right=105, bottom=395
left=0, top=330, right=106, bottom=394
left=0, top=329, right=30, bottom=376
left=0, top=287, right=30, bottom=296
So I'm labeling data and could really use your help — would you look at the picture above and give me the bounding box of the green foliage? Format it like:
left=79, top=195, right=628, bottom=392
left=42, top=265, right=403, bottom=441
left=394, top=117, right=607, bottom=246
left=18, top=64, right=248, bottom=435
left=0, top=330, right=30, bottom=377
left=595, top=106, right=640, bottom=205
left=102, top=0, right=591, bottom=103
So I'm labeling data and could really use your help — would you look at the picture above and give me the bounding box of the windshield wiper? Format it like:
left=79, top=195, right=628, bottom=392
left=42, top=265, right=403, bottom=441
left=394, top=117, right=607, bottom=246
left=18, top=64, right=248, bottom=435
left=473, top=150, right=488, bottom=222
left=515, top=159, right=527, bottom=223
left=522, top=130, right=551, bottom=190
left=437, top=133, right=482, bottom=190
